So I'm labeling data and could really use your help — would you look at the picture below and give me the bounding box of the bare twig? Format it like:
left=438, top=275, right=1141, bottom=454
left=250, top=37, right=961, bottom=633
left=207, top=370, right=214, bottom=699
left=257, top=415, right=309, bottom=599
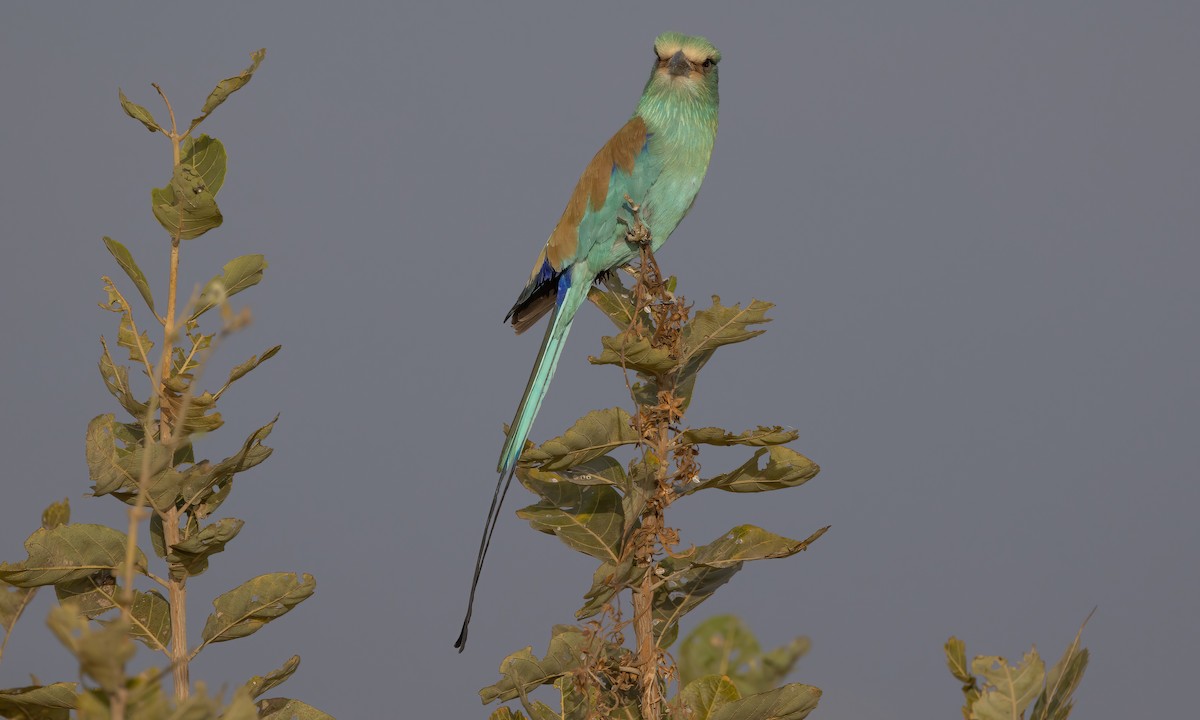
left=619, top=196, right=690, bottom=720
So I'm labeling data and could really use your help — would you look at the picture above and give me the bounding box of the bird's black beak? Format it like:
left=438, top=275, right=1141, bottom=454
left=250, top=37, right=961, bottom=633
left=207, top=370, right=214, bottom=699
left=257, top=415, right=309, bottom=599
left=668, top=50, right=690, bottom=77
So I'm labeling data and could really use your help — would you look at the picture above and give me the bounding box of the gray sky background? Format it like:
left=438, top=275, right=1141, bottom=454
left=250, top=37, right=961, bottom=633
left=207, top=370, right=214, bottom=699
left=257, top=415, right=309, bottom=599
left=2, top=3, right=1197, bottom=718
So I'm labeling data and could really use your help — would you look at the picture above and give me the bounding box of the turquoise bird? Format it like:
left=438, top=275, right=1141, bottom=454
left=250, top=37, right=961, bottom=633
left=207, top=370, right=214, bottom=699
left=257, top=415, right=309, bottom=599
left=456, top=31, right=721, bottom=650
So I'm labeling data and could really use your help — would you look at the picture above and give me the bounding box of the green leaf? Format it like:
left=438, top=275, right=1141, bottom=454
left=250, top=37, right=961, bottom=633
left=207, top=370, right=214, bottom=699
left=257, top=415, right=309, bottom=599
left=653, top=560, right=741, bottom=648
left=109, top=424, right=273, bottom=511
left=946, top=635, right=981, bottom=718
left=650, top=527, right=826, bottom=645
left=118, top=89, right=161, bottom=133
left=161, top=683, right=254, bottom=720
left=520, top=407, right=639, bottom=471
left=1, top=579, right=37, bottom=663
left=1033, top=649, right=1088, bottom=720
left=680, top=615, right=809, bottom=697
left=680, top=675, right=741, bottom=719
left=99, top=340, right=150, bottom=419
left=176, top=391, right=224, bottom=435
left=971, top=649, right=1046, bottom=720
left=256, top=698, right=335, bottom=720
left=691, top=525, right=825, bottom=569
left=116, top=304, right=155, bottom=364
left=945, top=636, right=973, bottom=683
left=586, top=285, right=773, bottom=415
left=620, top=456, right=658, bottom=536
left=589, top=334, right=678, bottom=375
left=47, top=606, right=135, bottom=694
left=558, top=673, right=619, bottom=720
left=189, top=49, right=265, bottom=132
left=525, top=702, right=561, bottom=720
left=489, top=708, right=529, bottom=720
left=103, top=237, right=156, bottom=313
left=85, top=414, right=173, bottom=497
left=479, top=626, right=590, bottom=704
left=528, top=454, right=648, bottom=542
left=0, top=524, right=147, bottom=588
left=529, top=455, right=628, bottom=489
left=190, top=255, right=268, bottom=320
left=1030, top=613, right=1092, bottom=720
left=222, top=344, right=282, bottom=395
left=0, top=498, right=63, bottom=647
left=166, top=517, right=244, bottom=579
left=171, top=330, right=213, bottom=380
left=151, top=164, right=223, bottom=240
left=709, top=683, right=821, bottom=720
left=112, top=669, right=172, bottom=719
left=149, top=514, right=168, bottom=560
left=680, top=615, right=761, bottom=685
left=680, top=426, right=799, bottom=447
left=54, top=572, right=118, bottom=619
left=179, top=417, right=277, bottom=517
left=180, top=135, right=227, bottom=196
left=0, top=683, right=78, bottom=718
left=516, top=482, right=623, bottom=563
left=588, top=279, right=646, bottom=333
left=688, top=447, right=820, bottom=495
left=680, top=296, right=773, bottom=367
left=103, top=590, right=171, bottom=653
left=518, top=467, right=602, bottom=506
left=41, top=498, right=70, bottom=530
left=243, top=655, right=301, bottom=700
left=216, top=688, right=260, bottom=720
left=663, top=295, right=776, bottom=413
left=576, top=556, right=641, bottom=620
left=758, top=635, right=812, bottom=694
left=200, top=572, right=315, bottom=644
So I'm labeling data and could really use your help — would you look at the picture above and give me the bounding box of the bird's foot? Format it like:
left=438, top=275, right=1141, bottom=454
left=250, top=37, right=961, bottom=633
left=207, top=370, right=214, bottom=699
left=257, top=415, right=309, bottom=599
left=620, top=194, right=651, bottom=246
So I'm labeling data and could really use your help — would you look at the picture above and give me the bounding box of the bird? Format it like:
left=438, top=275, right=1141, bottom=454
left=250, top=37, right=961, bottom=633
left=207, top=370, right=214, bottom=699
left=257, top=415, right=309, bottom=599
left=456, top=31, right=721, bottom=651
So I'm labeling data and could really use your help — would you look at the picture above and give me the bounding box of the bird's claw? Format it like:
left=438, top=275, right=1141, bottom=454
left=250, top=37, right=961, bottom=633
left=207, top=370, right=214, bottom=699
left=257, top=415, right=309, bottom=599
left=621, top=194, right=651, bottom=246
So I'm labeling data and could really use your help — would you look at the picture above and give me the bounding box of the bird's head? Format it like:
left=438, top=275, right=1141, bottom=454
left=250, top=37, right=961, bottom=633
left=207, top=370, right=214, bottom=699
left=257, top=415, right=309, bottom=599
left=644, top=32, right=720, bottom=106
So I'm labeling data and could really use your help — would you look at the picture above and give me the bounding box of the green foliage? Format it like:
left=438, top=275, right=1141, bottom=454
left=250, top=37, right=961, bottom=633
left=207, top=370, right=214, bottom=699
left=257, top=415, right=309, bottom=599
left=151, top=164, right=223, bottom=240
left=485, top=265, right=825, bottom=718
left=110, top=590, right=172, bottom=652
left=709, top=684, right=821, bottom=720
left=479, top=626, right=593, bottom=705
left=191, top=255, right=268, bottom=320
left=0, top=683, right=77, bottom=719
left=678, top=615, right=811, bottom=698
left=684, top=446, right=819, bottom=496
left=679, top=675, right=740, bottom=720
left=242, top=656, right=301, bottom=700
left=189, top=49, right=265, bottom=134
left=181, top=135, right=228, bottom=195
left=103, top=237, right=157, bottom=314
left=0, top=500, right=70, bottom=667
left=0, top=524, right=147, bottom=588
left=518, top=407, right=640, bottom=470
left=255, top=698, right=335, bottom=720
left=200, top=572, right=316, bottom=645
left=118, top=89, right=161, bottom=134
left=0, top=48, right=335, bottom=718
left=164, top=518, right=244, bottom=579
left=946, top=613, right=1091, bottom=720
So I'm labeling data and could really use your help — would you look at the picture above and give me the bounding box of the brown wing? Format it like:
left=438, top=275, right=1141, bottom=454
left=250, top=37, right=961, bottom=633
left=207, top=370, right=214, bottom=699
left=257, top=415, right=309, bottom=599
left=505, top=116, right=648, bottom=334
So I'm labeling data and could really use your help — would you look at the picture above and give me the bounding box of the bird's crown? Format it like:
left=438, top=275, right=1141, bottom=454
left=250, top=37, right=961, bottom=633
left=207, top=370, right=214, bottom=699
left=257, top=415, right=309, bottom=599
left=654, top=32, right=721, bottom=65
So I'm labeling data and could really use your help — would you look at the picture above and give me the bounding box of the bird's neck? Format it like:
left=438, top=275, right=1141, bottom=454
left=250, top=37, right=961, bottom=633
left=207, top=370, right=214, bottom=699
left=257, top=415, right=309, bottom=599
left=636, top=93, right=718, bottom=159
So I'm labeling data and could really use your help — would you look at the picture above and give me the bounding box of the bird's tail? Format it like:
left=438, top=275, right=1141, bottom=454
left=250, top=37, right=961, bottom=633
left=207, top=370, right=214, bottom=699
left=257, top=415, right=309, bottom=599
left=455, top=277, right=589, bottom=651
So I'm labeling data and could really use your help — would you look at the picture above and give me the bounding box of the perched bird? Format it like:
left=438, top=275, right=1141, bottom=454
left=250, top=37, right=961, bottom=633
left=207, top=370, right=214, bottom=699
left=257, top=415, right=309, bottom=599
left=456, top=31, right=721, bottom=651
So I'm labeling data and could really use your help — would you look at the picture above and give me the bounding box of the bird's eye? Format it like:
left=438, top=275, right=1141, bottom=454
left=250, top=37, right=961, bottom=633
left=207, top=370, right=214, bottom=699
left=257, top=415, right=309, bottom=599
left=702, top=58, right=714, bottom=68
